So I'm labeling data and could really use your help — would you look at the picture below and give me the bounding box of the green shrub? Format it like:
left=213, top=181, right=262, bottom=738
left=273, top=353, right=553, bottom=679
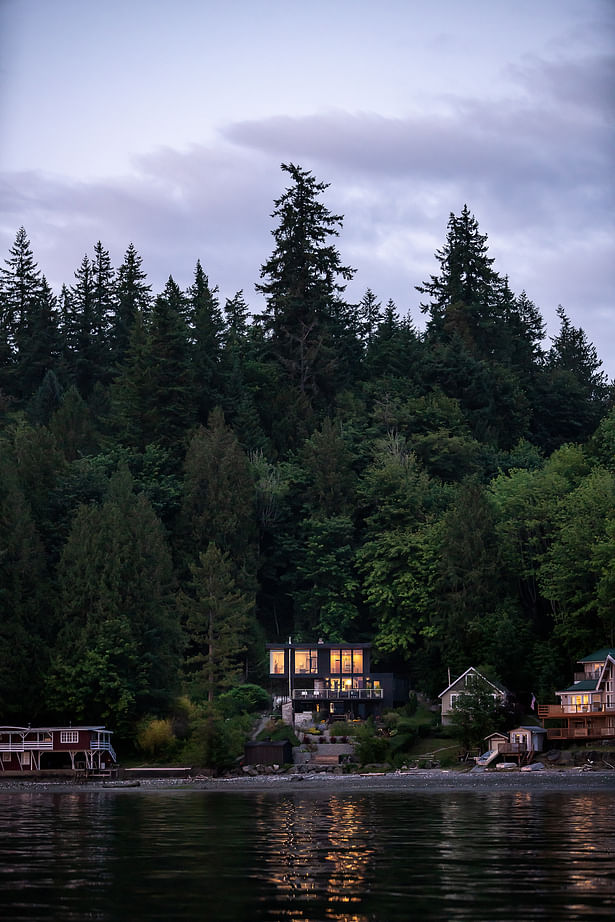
left=355, top=735, right=390, bottom=764
left=406, top=693, right=418, bottom=716
left=257, top=719, right=300, bottom=747
left=218, top=684, right=270, bottom=717
left=180, top=707, right=253, bottom=772
left=136, top=717, right=176, bottom=758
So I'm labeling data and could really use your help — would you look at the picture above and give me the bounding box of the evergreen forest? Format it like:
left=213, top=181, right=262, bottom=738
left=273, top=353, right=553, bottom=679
left=1, top=163, right=613, bottom=743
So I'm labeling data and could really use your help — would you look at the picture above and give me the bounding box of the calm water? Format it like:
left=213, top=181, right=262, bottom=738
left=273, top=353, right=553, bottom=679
left=1, top=788, right=614, bottom=921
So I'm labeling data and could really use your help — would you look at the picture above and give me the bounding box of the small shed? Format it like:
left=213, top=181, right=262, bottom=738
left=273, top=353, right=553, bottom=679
left=244, top=739, right=293, bottom=765
left=484, top=732, right=509, bottom=753
left=509, top=726, right=548, bottom=752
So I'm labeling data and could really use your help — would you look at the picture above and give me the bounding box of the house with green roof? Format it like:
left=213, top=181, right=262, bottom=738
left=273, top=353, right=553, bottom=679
left=538, top=648, right=615, bottom=742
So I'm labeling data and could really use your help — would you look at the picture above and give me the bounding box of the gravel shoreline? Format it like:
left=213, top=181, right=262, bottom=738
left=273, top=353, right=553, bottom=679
left=1, top=769, right=614, bottom=796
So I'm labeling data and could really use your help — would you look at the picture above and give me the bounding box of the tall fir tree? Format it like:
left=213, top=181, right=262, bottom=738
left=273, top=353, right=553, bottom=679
left=181, top=542, right=252, bottom=702
left=68, top=252, right=109, bottom=395
left=17, top=276, right=62, bottom=398
left=112, top=243, right=151, bottom=364
left=180, top=407, right=257, bottom=580
left=147, top=276, right=194, bottom=452
left=188, top=260, right=225, bottom=423
left=0, top=227, right=43, bottom=396
left=256, top=162, right=356, bottom=408
left=48, top=468, right=180, bottom=731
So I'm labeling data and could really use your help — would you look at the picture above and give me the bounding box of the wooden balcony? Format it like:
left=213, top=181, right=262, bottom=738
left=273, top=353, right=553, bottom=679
left=0, top=739, right=53, bottom=751
left=292, top=688, right=383, bottom=701
left=546, top=726, right=615, bottom=740
left=498, top=743, right=529, bottom=755
left=537, top=704, right=611, bottom=718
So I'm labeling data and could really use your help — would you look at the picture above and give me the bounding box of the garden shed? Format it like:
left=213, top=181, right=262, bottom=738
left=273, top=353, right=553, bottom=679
left=244, top=739, right=293, bottom=765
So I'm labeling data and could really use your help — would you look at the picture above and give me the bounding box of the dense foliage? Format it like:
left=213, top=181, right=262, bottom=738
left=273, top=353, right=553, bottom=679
left=1, top=163, right=613, bottom=737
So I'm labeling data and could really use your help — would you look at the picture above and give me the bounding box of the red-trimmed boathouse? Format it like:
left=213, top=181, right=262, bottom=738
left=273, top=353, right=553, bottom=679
left=0, top=725, right=116, bottom=773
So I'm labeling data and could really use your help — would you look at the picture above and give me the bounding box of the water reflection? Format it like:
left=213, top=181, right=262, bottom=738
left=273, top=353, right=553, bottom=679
left=0, top=789, right=613, bottom=921
left=253, top=794, right=378, bottom=919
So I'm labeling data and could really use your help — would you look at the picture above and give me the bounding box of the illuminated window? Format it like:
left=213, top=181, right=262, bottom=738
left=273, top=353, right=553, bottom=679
left=330, top=648, right=364, bottom=674
left=294, top=650, right=318, bottom=674
left=270, top=650, right=285, bottom=675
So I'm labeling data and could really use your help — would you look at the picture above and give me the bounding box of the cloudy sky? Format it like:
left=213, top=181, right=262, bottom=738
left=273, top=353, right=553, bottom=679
left=1, top=0, right=613, bottom=376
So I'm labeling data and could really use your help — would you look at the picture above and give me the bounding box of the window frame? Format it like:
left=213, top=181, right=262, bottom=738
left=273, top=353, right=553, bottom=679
left=60, top=730, right=79, bottom=744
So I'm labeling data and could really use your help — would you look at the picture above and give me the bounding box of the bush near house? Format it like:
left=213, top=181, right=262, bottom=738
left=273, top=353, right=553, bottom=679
left=256, top=718, right=300, bottom=747
left=218, top=683, right=271, bottom=717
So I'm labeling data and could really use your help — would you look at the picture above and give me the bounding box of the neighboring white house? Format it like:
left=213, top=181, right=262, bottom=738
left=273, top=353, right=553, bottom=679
left=439, top=667, right=508, bottom=726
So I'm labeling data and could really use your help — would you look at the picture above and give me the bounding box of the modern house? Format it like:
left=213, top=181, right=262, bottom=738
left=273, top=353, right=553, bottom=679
left=538, top=647, right=615, bottom=742
left=0, top=725, right=117, bottom=774
left=439, top=667, right=508, bottom=726
left=267, top=641, right=393, bottom=720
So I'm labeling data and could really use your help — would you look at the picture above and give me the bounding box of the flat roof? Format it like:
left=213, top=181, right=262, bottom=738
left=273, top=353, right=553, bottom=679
left=0, top=725, right=111, bottom=733
left=266, top=642, right=372, bottom=649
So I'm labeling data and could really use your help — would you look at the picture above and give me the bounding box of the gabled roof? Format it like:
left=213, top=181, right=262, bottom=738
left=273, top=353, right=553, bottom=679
left=578, top=648, right=615, bottom=663
left=438, top=666, right=508, bottom=699
left=560, top=680, right=598, bottom=693
left=598, top=654, right=615, bottom=685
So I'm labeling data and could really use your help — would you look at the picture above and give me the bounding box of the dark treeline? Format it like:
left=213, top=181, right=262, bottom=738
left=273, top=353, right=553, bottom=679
left=1, top=163, right=613, bottom=737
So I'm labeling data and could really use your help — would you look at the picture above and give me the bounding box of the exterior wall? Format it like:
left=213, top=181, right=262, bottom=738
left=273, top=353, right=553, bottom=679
left=440, top=670, right=506, bottom=726
left=0, top=726, right=116, bottom=772
left=268, top=644, right=372, bottom=679
left=50, top=729, right=92, bottom=751
left=267, top=643, right=391, bottom=719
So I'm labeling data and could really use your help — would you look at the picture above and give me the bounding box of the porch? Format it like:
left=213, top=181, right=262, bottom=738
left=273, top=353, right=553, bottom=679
left=292, top=688, right=383, bottom=701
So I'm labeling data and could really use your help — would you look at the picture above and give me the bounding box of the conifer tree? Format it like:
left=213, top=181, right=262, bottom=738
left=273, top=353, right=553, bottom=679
left=147, top=276, right=194, bottom=451
left=256, top=163, right=355, bottom=404
left=49, top=469, right=180, bottom=730
left=180, top=407, right=256, bottom=578
left=68, top=253, right=109, bottom=394
left=181, top=542, right=252, bottom=701
left=188, top=260, right=225, bottom=423
left=112, top=243, right=151, bottom=363
left=0, top=227, right=42, bottom=394
left=17, top=276, right=62, bottom=398
left=357, top=287, right=383, bottom=346
left=417, top=205, right=500, bottom=354
left=0, top=453, right=50, bottom=719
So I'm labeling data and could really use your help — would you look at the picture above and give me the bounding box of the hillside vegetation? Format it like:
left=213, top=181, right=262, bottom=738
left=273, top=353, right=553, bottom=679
left=1, top=163, right=613, bottom=743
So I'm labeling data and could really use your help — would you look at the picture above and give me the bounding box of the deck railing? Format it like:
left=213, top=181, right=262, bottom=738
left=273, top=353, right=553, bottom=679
left=537, top=704, right=613, bottom=718
left=546, top=726, right=615, bottom=739
left=91, top=738, right=118, bottom=762
left=292, top=688, right=383, bottom=700
left=0, top=740, right=53, bottom=751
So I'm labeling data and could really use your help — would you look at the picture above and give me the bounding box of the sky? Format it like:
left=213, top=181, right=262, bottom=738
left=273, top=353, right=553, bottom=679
left=1, top=0, right=614, bottom=377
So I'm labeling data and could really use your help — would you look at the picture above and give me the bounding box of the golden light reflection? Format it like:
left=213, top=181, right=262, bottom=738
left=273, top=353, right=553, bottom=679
left=254, top=792, right=378, bottom=915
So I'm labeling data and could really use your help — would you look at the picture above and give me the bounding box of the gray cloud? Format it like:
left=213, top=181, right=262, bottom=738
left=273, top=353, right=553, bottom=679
left=1, top=46, right=613, bottom=377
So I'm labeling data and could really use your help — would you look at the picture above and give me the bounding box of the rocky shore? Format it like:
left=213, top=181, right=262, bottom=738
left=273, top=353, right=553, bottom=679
left=1, top=767, right=614, bottom=796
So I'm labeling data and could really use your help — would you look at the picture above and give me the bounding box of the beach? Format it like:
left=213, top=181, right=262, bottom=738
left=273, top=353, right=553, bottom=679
left=1, top=768, right=614, bottom=795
